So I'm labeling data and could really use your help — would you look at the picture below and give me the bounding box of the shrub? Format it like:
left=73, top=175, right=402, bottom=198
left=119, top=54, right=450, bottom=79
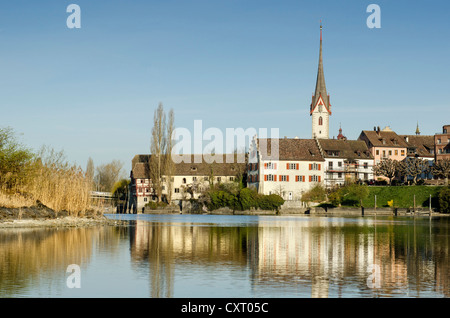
left=438, top=187, right=450, bottom=213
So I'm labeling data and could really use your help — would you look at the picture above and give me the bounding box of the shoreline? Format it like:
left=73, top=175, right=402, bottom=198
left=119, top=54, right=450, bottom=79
left=0, top=203, right=124, bottom=229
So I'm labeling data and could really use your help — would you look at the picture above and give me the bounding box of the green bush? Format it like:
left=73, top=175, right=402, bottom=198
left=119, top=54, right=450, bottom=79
left=145, top=201, right=168, bottom=210
left=205, top=187, right=284, bottom=211
left=438, top=187, right=450, bottom=213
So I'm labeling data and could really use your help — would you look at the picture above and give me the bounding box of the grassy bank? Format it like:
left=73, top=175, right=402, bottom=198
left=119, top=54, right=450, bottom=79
left=360, top=186, right=443, bottom=209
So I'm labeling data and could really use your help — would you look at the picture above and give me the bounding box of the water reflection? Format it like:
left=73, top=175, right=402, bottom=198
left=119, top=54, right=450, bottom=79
left=0, top=215, right=449, bottom=298
left=126, top=216, right=449, bottom=298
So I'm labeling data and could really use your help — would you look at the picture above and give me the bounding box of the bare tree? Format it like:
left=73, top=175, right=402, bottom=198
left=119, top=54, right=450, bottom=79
left=407, top=158, right=430, bottom=184
left=95, top=160, right=124, bottom=192
left=373, top=158, right=398, bottom=185
left=164, top=109, right=175, bottom=203
left=150, top=104, right=166, bottom=202
left=432, top=159, right=450, bottom=185
left=86, top=157, right=95, bottom=189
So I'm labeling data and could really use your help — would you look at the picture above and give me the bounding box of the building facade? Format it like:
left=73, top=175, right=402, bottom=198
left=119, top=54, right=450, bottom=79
left=130, top=154, right=246, bottom=211
left=358, top=127, right=408, bottom=165
left=317, top=137, right=374, bottom=188
left=247, top=137, right=325, bottom=201
left=435, top=125, right=450, bottom=161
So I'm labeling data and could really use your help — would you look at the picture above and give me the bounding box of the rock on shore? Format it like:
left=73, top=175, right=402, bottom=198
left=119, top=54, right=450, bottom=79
left=0, top=201, right=120, bottom=228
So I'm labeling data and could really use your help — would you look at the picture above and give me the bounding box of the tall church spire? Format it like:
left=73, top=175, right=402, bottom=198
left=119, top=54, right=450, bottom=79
left=310, top=21, right=331, bottom=139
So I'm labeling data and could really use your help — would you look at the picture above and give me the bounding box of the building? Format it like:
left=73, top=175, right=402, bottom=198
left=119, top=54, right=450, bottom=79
left=358, top=126, right=408, bottom=165
left=317, top=135, right=374, bottom=188
left=435, top=125, right=450, bottom=161
left=247, top=137, right=325, bottom=201
left=130, top=154, right=247, bottom=211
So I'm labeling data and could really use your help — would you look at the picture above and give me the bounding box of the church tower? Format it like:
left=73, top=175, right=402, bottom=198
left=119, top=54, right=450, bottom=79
left=310, top=22, right=331, bottom=139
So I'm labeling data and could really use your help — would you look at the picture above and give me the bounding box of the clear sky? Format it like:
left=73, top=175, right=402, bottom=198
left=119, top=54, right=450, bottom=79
left=1, top=0, right=449, bottom=173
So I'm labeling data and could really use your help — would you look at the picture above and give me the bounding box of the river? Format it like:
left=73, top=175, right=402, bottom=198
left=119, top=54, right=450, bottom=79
left=0, top=214, right=448, bottom=298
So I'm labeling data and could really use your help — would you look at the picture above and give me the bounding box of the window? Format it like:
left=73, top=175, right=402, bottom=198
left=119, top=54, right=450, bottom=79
left=193, top=177, right=197, bottom=182
left=338, top=173, right=342, bottom=178
left=265, top=174, right=276, bottom=181
left=395, top=150, right=398, bottom=155
left=217, top=177, right=221, bottom=182
left=388, top=150, right=392, bottom=156
left=338, top=161, right=342, bottom=167
left=401, top=150, right=405, bottom=156
left=363, top=162, right=368, bottom=169
left=287, top=163, right=298, bottom=170
left=295, top=175, right=305, bottom=182
left=162, top=186, right=165, bottom=190
left=319, top=117, right=323, bottom=126
left=229, top=176, right=234, bottom=181
left=309, top=163, right=321, bottom=170
left=279, top=175, right=288, bottom=182
left=311, top=175, right=319, bottom=182
left=182, top=178, right=187, bottom=184
left=382, top=150, right=386, bottom=157
left=174, top=188, right=180, bottom=193
left=376, top=150, right=380, bottom=156
left=437, top=139, right=441, bottom=144
left=265, top=162, right=277, bottom=169
left=144, top=198, right=148, bottom=202
left=328, top=162, right=333, bottom=169
left=204, top=176, right=209, bottom=181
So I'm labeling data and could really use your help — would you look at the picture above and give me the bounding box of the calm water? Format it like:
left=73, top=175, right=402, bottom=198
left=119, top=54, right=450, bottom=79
left=0, top=214, right=449, bottom=298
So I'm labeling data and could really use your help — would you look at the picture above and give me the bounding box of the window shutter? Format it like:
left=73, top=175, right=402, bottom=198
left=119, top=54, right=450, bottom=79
left=303, top=176, right=306, bottom=182
left=309, top=176, right=312, bottom=182
left=264, top=175, right=267, bottom=181
left=274, top=175, right=277, bottom=181
left=318, top=164, right=321, bottom=171
left=295, top=176, right=298, bottom=182
left=318, top=176, right=321, bottom=182
left=296, top=163, right=299, bottom=170
left=309, top=164, right=312, bottom=170
left=286, top=163, right=289, bottom=170
left=274, top=163, right=277, bottom=170
left=264, top=163, right=267, bottom=169
left=287, top=175, right=289, bottom=182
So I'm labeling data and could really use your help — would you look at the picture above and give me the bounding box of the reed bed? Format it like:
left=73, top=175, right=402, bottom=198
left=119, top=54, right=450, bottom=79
left=1, top=147, right=94, bottom=216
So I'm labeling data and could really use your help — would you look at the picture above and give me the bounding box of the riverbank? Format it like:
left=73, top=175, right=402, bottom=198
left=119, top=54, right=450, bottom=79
left=0, top=202, right=123, bottom=228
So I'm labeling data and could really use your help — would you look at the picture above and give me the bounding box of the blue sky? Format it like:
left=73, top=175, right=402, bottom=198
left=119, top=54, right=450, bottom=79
left=1, top=0, right=449, bottom=173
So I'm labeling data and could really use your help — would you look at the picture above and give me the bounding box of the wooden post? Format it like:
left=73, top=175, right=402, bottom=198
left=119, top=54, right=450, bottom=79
left=413, top=195, right=416, bottom=215
left=429, top=194, right=432, bottom=217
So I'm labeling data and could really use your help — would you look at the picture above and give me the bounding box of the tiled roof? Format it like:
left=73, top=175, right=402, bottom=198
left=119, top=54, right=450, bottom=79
left=359, top=130, right=409, bottom=148
left=131, top=154, right=246, bottom=179
left=257, top=138, right=324, bottom=161
left=317, top=139, right=373, bottom=160
left=399, top=135, right=435, bottom=158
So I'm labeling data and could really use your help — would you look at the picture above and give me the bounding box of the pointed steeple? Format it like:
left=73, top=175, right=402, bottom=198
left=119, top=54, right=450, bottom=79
left=310, top=21, right=331, bottom=115
left=415, top=122, right=421, bottom=135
